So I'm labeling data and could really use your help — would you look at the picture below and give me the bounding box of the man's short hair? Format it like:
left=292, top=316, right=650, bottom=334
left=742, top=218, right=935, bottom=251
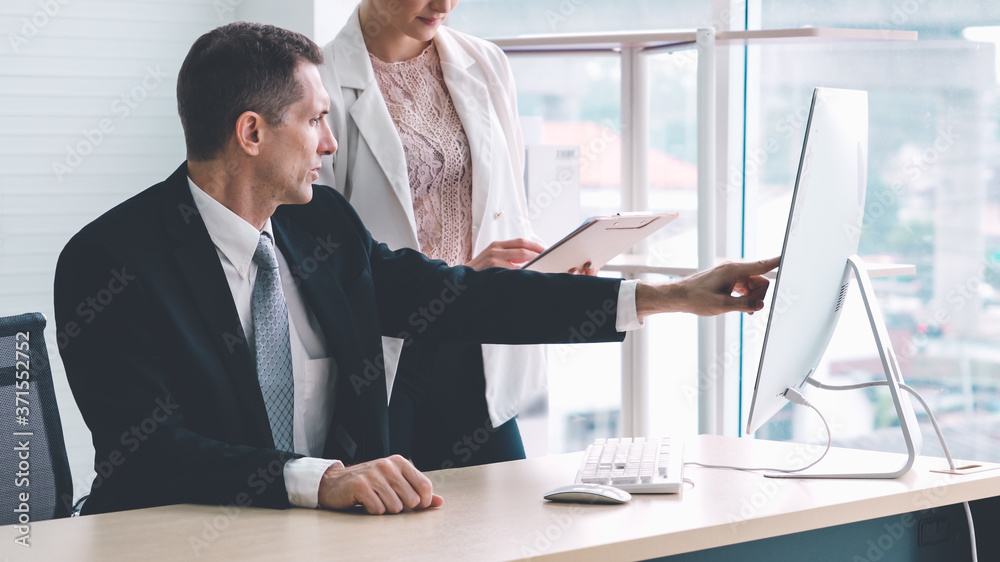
left=177, top=22, right=324, bottom=161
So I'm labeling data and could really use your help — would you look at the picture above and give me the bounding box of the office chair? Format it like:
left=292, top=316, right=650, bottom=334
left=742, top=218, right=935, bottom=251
left=1, top=312, right=75, bottom=524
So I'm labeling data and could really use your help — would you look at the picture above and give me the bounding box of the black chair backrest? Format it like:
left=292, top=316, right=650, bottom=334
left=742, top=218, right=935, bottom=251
left=0, top=312, right=74, bottom=524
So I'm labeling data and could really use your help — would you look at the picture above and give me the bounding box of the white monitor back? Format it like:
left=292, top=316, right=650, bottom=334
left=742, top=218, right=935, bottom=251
left=746, top=87, right=868, bottom=435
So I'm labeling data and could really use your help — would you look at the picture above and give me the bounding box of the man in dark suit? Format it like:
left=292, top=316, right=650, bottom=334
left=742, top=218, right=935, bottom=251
left=55, top=22, right=777, bottom=516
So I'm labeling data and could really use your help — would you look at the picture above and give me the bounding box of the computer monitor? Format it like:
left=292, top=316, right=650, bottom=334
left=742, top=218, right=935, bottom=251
left=745, top=87, right=922, bottom=479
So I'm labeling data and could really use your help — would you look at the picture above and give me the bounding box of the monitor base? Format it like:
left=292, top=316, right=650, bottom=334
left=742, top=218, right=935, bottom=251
left=766, top=255, right=922, bottom=480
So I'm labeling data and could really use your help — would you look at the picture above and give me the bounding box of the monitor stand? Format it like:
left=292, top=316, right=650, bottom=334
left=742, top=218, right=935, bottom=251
left=767, top=255, right=922, bottom=480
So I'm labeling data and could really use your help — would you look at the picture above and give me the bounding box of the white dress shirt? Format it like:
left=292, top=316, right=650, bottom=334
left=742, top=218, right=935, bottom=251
left=189, top=179, right=339, bottom=508
left=188, top=177, right=642, bottom=509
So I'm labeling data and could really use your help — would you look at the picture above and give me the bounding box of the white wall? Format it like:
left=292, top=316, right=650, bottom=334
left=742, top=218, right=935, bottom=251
left=235, top=0, right=316, bottom=38
left=315, top=0, right=358, bottom=46
left=235, top=0, right=357, bottom=46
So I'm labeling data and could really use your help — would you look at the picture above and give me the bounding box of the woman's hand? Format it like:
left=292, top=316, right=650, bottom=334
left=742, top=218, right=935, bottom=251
left=465, top=238, right=545, bottom=270
left=568, top=262, right=597, bottom=276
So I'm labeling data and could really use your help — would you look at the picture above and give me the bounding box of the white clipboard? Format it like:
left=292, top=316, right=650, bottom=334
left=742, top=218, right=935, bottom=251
left=522, top=211, right=679, bottom=273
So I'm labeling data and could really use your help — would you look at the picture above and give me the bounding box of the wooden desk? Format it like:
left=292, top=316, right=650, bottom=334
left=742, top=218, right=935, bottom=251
left=4, top=435, right=998, bottom=561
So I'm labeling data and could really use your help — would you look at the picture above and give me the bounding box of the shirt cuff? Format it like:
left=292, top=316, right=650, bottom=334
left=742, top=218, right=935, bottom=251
left=616, top=279, right=643, bottom=332
left=284, top=457, right=343, bottom=508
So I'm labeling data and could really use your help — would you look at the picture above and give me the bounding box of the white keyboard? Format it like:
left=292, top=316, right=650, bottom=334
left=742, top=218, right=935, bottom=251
left=574, top=437, right=684, bottom=494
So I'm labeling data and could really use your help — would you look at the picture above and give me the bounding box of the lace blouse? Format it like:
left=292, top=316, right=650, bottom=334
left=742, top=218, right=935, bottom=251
left=370, top=43, right=474, bottom=266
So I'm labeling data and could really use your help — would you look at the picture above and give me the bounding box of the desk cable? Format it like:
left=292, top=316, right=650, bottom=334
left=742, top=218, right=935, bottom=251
left=805, top=378, right=978, bottom=562
left=684, top=388, right=832, bottom=474
left=683, top=382, right=977, bottom=561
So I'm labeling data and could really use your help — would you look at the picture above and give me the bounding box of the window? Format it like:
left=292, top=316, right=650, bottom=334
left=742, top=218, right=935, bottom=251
left=451, top=0, right=714, bottom=453
left=743, top=1, right=1000, bottom=462
left=457, top=0, right=1000, bottom=463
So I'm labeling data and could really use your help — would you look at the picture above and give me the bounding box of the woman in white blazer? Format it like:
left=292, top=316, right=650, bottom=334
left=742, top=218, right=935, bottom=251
left=317, top=0, right=549, bottom=470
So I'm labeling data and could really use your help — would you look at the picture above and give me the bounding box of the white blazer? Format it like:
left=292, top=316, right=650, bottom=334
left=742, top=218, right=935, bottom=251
left=318, top=9, right=546, bottom=428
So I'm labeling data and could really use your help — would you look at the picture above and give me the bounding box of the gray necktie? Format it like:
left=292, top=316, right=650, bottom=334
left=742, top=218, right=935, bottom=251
left=252, top=232, right=294, bottom=451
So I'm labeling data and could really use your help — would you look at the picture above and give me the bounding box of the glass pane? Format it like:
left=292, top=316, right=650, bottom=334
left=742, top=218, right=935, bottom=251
left=451, top=0, right=718, bottom=37
left=449, top=0, right=714, bottom=454
left=746, top=1, right=1000, bottom=464
left=645, top=49, right=700, bottom=437
left=509, top=53, right=625, bottom=454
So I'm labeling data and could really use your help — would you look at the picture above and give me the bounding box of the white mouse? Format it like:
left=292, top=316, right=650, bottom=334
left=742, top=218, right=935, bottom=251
left=543, top=484, right=631, bottom=505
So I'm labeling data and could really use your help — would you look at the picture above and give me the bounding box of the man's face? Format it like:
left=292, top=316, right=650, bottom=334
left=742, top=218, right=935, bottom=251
left=257, top=63, right=337, bottom=206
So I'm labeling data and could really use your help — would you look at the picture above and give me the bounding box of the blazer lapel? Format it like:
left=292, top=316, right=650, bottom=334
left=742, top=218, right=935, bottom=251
left=161, top=164, right=274, bottom=446
left=435, top=28, right=494, bottom=248
left=349, top=88, right=415, bottom=221
left=334, top=9, right=418, bottom=244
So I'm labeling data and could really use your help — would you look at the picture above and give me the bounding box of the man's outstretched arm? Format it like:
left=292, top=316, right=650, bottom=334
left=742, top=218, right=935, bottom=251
left=305, top=258, right=780, bottom=516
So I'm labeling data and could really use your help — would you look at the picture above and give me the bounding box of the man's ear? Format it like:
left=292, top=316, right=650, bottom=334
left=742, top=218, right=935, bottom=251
left=234, top=111, right=263, bottom=156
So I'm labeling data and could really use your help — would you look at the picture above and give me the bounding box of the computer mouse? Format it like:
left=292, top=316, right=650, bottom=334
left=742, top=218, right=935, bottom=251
left=543, top=484, right=631, bottom=505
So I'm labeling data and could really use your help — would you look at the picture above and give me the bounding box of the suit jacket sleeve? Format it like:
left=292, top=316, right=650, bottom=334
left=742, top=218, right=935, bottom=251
left=55, top=233, right=300, bottom=514
left=324, top=190, right=627, bottom=346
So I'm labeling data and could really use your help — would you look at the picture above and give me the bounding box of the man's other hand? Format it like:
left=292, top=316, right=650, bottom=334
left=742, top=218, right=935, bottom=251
left=317, top=455, right=444, bottom=514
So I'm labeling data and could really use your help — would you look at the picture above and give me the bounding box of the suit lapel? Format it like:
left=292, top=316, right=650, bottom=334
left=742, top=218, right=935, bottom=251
left=270, top=214, right=363, bottom=368
left=161, top=164, right=274, bottom=446
left=271, top=207, right=386, bottom=462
